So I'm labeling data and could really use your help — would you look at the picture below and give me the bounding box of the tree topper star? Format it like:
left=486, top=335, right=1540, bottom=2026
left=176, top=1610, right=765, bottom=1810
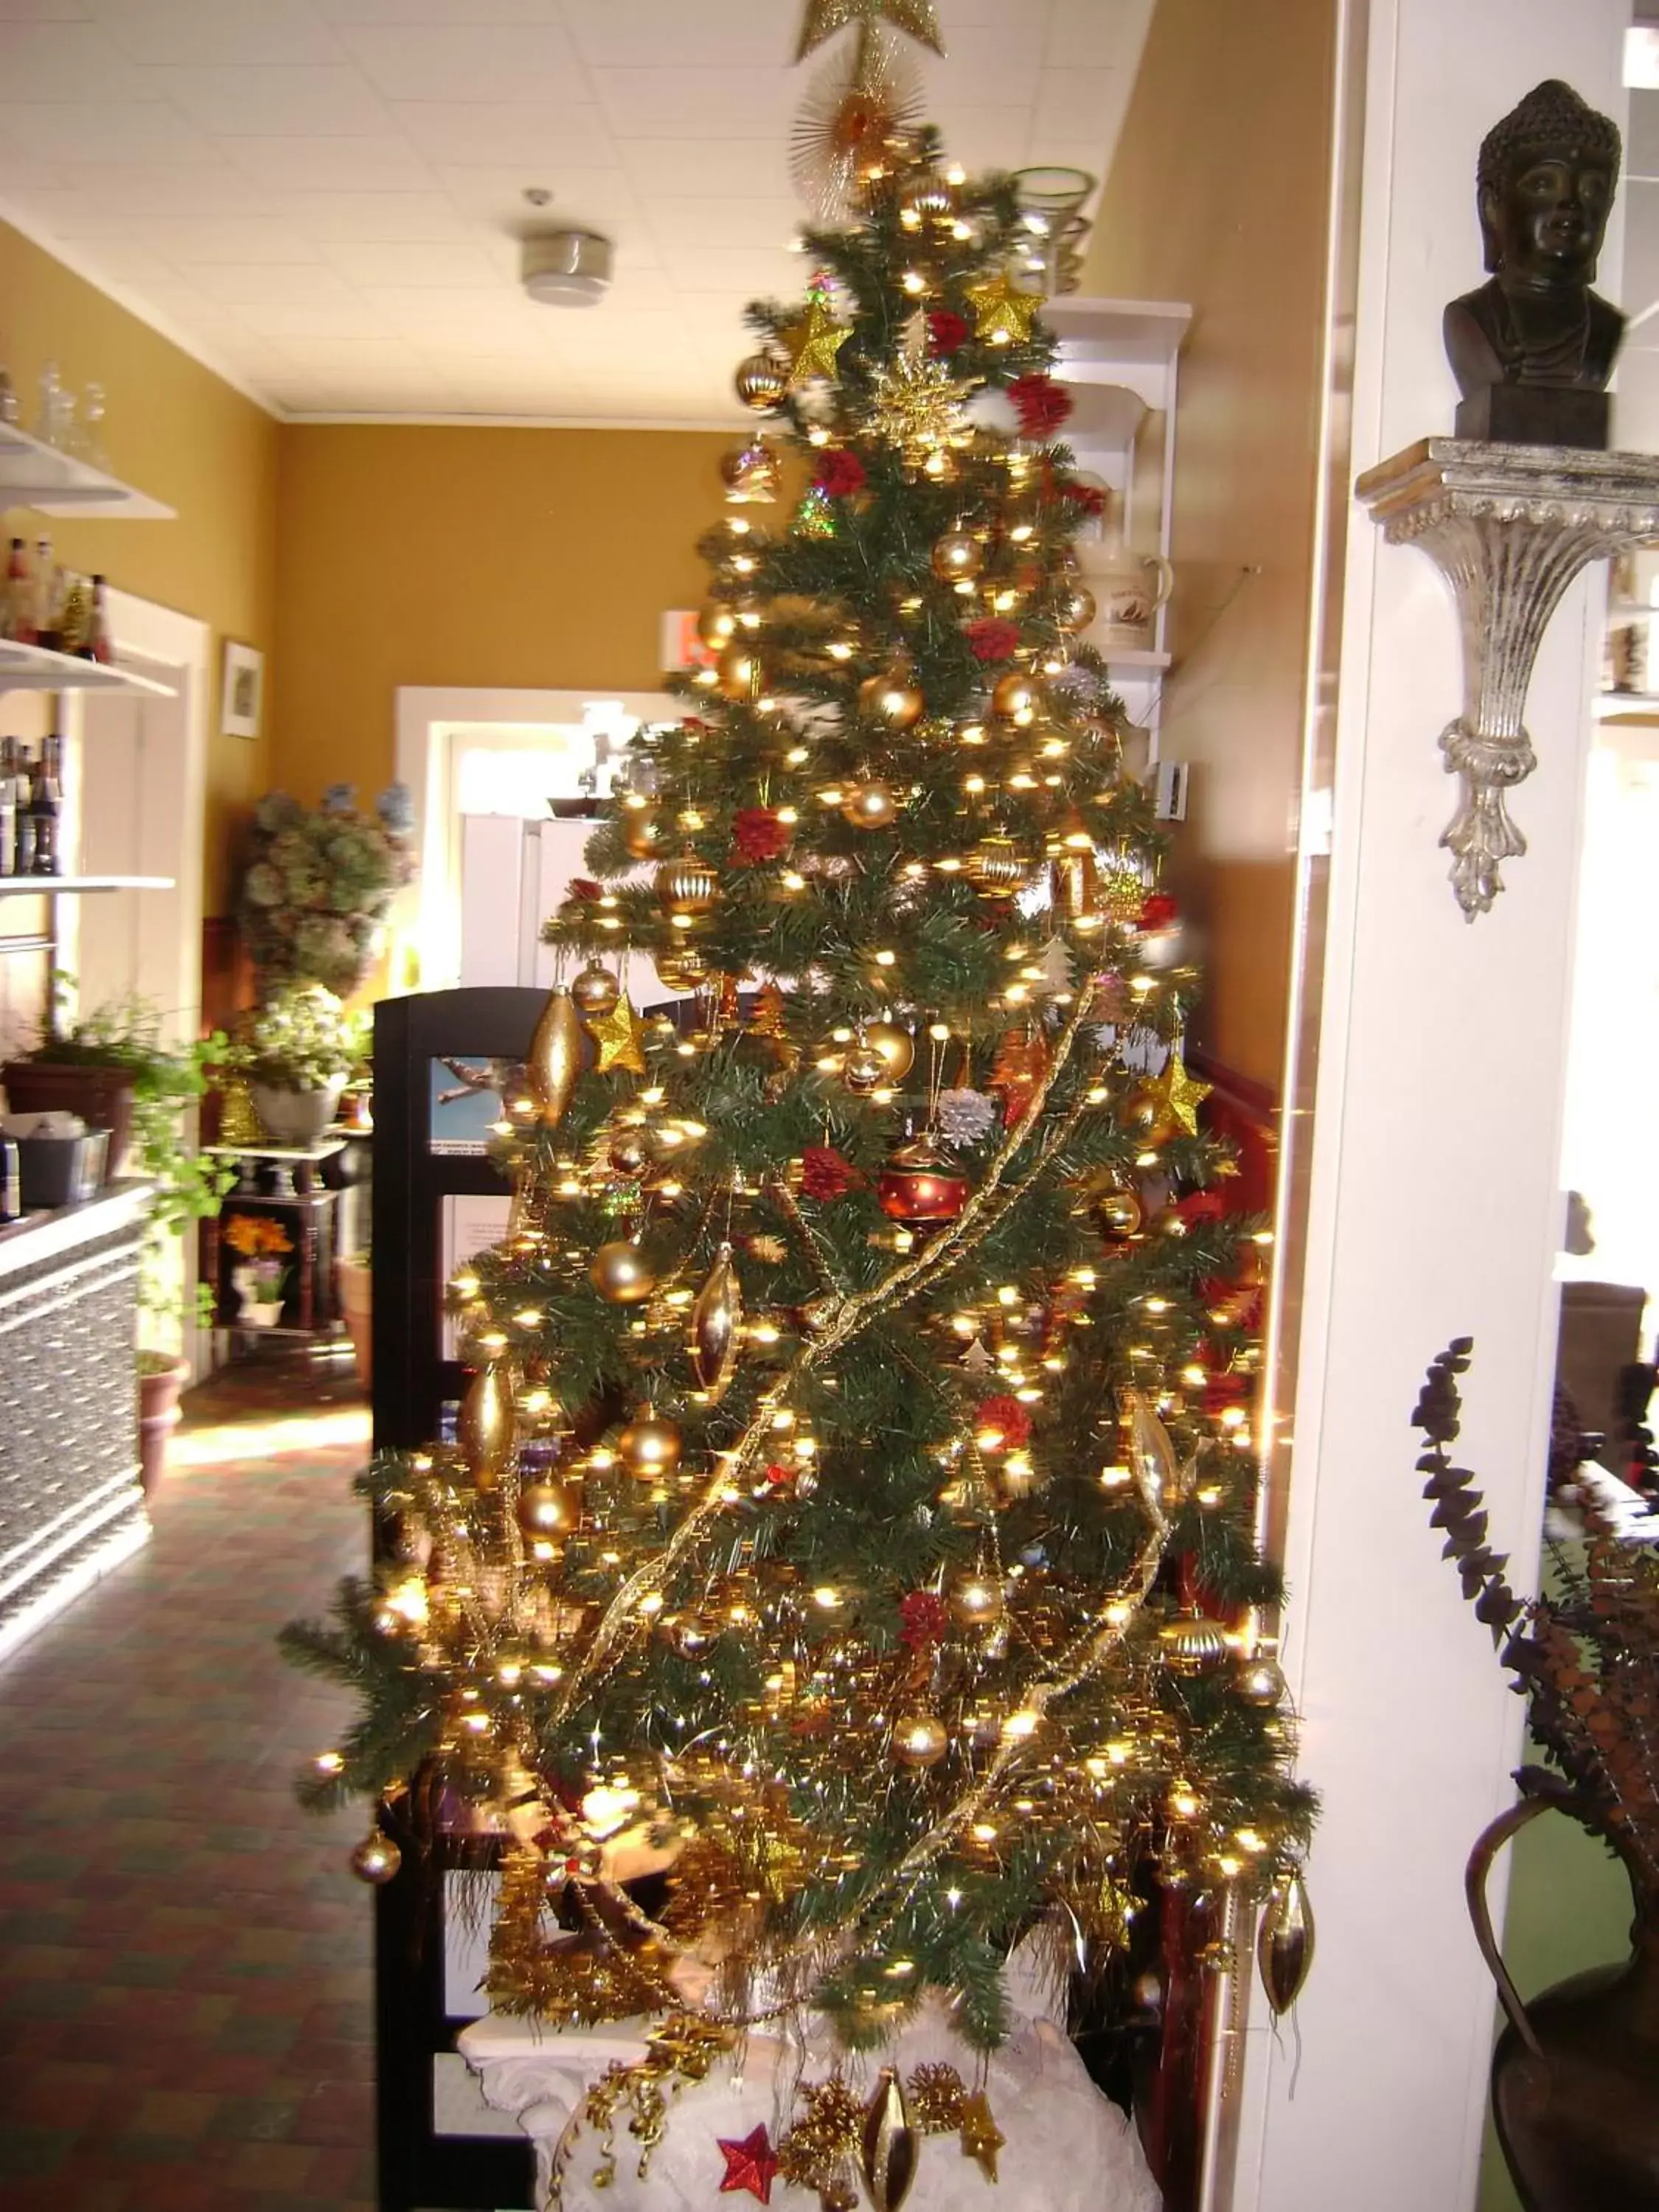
left=717, top=2123, right=779, bottom=2202
left=964, top=270, right=1041, bottom=348
left=795, top=0, right=945, bottom=63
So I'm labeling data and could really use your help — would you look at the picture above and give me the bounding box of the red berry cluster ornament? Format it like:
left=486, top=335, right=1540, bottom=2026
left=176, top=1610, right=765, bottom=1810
left=732, top=807, right=793, bottom=863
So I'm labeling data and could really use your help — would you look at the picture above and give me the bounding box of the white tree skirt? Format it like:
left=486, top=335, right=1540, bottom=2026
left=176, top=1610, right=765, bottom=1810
left=459, top=1958, right=1163, bottom=2212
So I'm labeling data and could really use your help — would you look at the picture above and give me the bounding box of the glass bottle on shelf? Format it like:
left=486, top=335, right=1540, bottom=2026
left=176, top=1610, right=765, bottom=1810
left=80, top=383, right=109, bottom=473
left=13, top=746, right=35, bottom=876
left=3, top=539, right=32, bottom=644
left=29, top=734, right=61, bottom=877
left=0, top=343, right=17, bottom=428
left=86, top=574, right=112, bottom=665
left=31, top=539, right=57, bottom=651
left=32, top=361, right=62, bottom=446
left=0, top=739, right=18, bottom=877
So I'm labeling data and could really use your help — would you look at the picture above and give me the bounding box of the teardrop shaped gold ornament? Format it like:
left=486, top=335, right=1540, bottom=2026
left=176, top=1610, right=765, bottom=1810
left=1256, top=1865, right=1315, bottom=2016
left=860, top=2067, right=918, bottom=2212
left=689, top=1241, right=744, bottom=1402
left=526, top=986, right=583, bottom=1128
left=458, top=1361, right=516, bottom=1489
left=1123, top=1391, right=1194, bottom=1508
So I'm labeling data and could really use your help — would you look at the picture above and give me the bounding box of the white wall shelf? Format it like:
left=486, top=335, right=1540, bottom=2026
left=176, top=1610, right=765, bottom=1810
left=0, top=639, right=176, bottom=698
left=0, top=423, right=173, bottom=521
left=0, top=874, right=174, bottom=897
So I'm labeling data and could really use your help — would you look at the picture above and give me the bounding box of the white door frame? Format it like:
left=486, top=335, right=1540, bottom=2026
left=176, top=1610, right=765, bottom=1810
left=394, top=685, right=676, bottom=995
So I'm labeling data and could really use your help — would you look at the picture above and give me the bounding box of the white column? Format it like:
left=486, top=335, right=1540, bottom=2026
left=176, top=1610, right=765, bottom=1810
left=1233, top=6, right=1628, bottom=2210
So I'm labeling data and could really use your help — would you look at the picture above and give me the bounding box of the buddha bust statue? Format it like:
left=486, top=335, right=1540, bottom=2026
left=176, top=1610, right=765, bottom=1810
left=1444, top=78, right=1624, bottom=448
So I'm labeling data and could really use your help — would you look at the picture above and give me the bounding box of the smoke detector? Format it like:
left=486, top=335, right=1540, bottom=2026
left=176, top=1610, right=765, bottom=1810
left=521, top=230, right=613, bottom=307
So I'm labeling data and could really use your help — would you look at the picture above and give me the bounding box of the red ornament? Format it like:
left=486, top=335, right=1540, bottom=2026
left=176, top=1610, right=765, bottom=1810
left=800, top=1145, right=858, bottom=1201
left=1009, top=372, right=1073, bottom=438
left=877, top=1136, right=968, bottom=1226
left=763, top=1461, right=794, bottom=1488
left=717, top=2125, right=779, bottom=2203
left=975, top=1394, right=1032, bottom=1451
left=1203, top=1370, right=1251, bottom=1417
left=566, top=877, right=602, bottom=903
left=965, top=616, right=1021, bottom=664
left=1172, top=1190, right=1227, bottom=1228
left=815, top=448, right=868, bottom=498
left=899, top=1590, right=950, bottom=1650
left=928, top=310, right=970, bottom=355
left=732, top=807, right=792, bottom=863
left=1138, top=891, right=1179, bottom=930
left=1060, top=479, right=1106, bottom=520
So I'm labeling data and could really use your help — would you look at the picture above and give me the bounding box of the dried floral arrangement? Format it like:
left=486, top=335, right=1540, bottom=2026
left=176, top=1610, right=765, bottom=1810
left=237, top=785, right=415, bottom=1000
left=1412, top=1338, right=1659, bottom=1867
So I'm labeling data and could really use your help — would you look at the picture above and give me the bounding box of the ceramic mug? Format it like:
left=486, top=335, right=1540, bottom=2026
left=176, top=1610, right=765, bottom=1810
left=1098, top=554, right=1175, bottom=644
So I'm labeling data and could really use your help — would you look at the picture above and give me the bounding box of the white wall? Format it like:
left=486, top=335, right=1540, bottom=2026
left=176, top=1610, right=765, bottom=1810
left=1232, top=5, right=1629, bottom=2210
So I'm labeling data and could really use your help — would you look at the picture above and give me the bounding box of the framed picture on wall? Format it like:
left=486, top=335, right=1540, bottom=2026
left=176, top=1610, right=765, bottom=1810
left=220, top=640, right=264, bottom=739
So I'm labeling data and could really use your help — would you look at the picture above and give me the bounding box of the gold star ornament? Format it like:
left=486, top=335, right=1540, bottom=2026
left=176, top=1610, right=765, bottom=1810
left=795, top=0, right=945, bottom=63
left=587, top=995, right=647, bottom=1076
left=959, top=2090, right=1006, bottom=2183
left=1161, top=1042, right=1211, bottom=1136
left=785, top=293, right=852, bottom=386
left=866, top=352, right=974, bottom=465
left=964, top=270, right=1041, bottom=348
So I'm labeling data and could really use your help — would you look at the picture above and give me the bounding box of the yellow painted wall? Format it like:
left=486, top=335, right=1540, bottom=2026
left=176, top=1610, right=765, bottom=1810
left=1082, top=0, right=1339, bottom=1091
left=271, top=424, right=733, bottom=804
left=0, top=220, right=279, bottom=915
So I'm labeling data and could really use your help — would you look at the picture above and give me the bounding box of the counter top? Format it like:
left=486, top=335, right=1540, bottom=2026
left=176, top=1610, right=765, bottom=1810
left=0, top=1179, right=151, bottom=1284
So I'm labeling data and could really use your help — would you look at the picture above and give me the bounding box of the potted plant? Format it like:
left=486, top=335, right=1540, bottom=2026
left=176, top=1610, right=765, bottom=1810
left=237, top=784, right=415, bottom=1002
left=222, top=1211, right=293, bottom=1326
left=240, top=984, right=357, bottom=1147
left=1, top=973, right=147, bottom=1175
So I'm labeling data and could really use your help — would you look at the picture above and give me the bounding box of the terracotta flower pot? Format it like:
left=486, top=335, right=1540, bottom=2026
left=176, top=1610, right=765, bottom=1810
left=136, top=1355, right=189, bottom=1496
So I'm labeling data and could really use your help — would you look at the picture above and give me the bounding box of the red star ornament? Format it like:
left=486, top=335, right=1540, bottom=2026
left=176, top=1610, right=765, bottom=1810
left=717, top=2124, right=779, bottom=2202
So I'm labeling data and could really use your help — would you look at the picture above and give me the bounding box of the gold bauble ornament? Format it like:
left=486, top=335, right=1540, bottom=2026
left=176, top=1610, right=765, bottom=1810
left=1159, top=1614, right=1231, bottom=1676
left=861, top=2067, right=918, bottom=2212
left=891, top=1711, right=949, bottom=1769
left=1236, top=1653, right=1287, bottom=1708
left=526, top=985, right=583, bottom=1128
left=716, top=639, right=765, bottom=701
left=1093, top=1182, right=1144, bottom=1242
left=991, top=669, right=1043, bottom=722
left=1057, top=580, right=1097, bottom=633
left=617, top=1412, right=683, bottom=1481
left=689, top=1241, right=744, bottom=1402
left=841, top=779, right=900, bottom=830
left=590, top=1239, right=656, bottom=1305
left=349, top=1829, right=402, bottom=1885
left=458, top=1361, right=516, bottom=1487
left=865, top=1020, right=915, bottom=1080
left=947, top=1570, right=1005, bottom=1630
left=656, top=947, right=709, bottom=993
left=516, top=1479, right=574, bottom=1540
left=1257, top=1866, right=1315, bottom=2016
left=966, top=835, right=1032, bottom=897
left=735, top=351, right=790, bottom=410
left=931, top=526, right=983, bottom=582
left=655, top=854, right=720, bottom=917
left=571, top=962, right=621, bottom=1017
left=843, top=1043, right=888, bottom=1095
left=858, top=670, right=925, bottom=729
left=1125, top=1082, right=1180, bottom=1147
left=620, top=804, right=661, bottom=860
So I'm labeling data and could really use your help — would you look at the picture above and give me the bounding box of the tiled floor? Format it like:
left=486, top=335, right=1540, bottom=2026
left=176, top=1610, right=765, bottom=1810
left=0, top=1354, right=378, bottom=2211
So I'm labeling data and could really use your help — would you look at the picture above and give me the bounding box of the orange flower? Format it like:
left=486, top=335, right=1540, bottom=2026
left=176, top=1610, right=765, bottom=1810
left=224, top=1214, right=294, bottom=1259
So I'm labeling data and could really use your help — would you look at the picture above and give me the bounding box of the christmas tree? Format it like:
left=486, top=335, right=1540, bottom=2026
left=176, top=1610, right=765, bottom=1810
left=285, top=111, right=1313, bottom=2208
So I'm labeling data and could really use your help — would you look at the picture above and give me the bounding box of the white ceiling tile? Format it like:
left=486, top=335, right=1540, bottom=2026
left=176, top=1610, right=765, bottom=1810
left=433, top=164, right=642, bottom=230
left=392, top=100, right=611, bottom=167
left=561, top=0, right=787, bottom=71
left=314, top=0, right=562, bottom=21
left=150, top=64, right=394, bottom=137
left=358, top=283, right=537, bottom=333
left=91, top=0, right=348, bottom=66
left=658, top=243, right=800, bottom=296
left=1029, top=67, right=1123, bottom=153
left=617, top=137, right=790, bottom=200
left=317, top=236, right=499, bottom=287
left=924, top=28, right=1041, bottom=105
left=0, top=99, right=221, bottom=164
left=55, top=162, right=276, bottom=216
left=60, top=239, right=192, bottom=292
left=178, top=262, right=364, bottom=309
left=133, top=215, right=317, bottom=264
left=338, top=24, right=582, bottom=104
left=1044, top=0, right=1138, bottom=70
left=284, top=189, right=473, bottom=243
left=644, top=195, right=800, bottom=251
left=0, top=22, right=147, bottom=99
left=0, top=185, right=138, bottom=237
left=232, top=293, right=392, bottom=339
left=225, top=134, right=434, bottom=190
left=587, top=69, right=785, bottom=142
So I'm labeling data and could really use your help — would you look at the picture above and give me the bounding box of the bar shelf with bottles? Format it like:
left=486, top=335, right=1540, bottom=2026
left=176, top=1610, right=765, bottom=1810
left=0, top=535, right=174, bottom=699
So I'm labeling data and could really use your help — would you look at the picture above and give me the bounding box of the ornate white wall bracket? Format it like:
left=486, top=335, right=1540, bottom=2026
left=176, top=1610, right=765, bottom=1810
left=1355, top=438, right=1659, bottom=919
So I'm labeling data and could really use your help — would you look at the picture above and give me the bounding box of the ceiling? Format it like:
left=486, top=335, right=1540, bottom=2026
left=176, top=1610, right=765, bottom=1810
left=0, top=0, right=1154, bottom=426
